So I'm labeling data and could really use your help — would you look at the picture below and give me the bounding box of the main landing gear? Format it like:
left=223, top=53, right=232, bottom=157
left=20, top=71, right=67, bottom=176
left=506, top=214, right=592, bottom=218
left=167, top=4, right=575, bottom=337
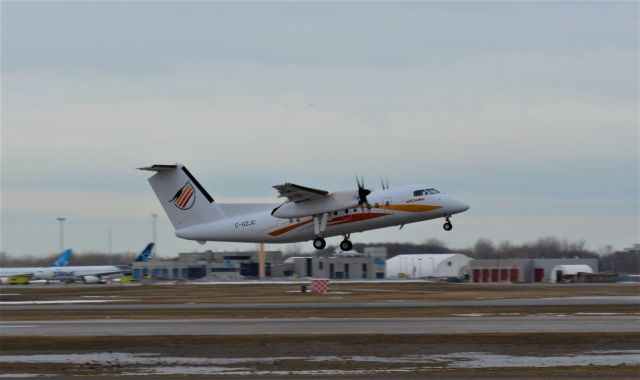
left=340, top=235, right=353, bottom=251
left=311, top=212, right=354, bottom=251
left=443, top=216, right=453, bottom=231
left=312, top=213, right=329, bottom=250
left=313, top=237, right=326, bottom=250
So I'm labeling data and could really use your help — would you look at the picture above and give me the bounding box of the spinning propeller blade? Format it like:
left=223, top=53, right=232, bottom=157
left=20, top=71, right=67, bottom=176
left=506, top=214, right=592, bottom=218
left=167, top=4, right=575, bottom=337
left=356, top=175, right=372, bottom=209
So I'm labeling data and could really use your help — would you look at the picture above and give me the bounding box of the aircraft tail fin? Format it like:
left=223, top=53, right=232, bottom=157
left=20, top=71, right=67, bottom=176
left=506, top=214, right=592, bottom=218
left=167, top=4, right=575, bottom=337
left=52, top=249, right=72, bottom=267
left=135, top=243, right=154, bottom=262
left=139, top=164, right=226, bottom=230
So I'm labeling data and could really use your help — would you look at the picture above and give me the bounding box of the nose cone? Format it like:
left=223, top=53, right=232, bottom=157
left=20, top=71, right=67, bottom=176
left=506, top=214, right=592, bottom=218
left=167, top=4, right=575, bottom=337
left=450, top=197, right=470, bottom=214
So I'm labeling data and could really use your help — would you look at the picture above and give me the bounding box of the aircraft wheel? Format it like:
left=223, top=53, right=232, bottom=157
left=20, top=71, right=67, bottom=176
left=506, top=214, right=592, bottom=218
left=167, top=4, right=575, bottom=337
left=443, top=222, right=453, bottom=231
left=313, top=237, right=327, bottom=250
left=339, top=239, right=353, bottom=251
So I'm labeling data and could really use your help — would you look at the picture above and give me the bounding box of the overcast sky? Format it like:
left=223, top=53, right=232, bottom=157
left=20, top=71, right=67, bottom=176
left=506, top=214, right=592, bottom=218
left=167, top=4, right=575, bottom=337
left=2, top=2, right=638, bottom=257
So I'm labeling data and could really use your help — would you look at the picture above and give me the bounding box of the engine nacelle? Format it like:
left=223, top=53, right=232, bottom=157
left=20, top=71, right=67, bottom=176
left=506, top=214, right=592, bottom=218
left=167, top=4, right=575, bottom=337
left=272, top=190, right=361, bottom=219
left=82, top=276, right=101, bottom=284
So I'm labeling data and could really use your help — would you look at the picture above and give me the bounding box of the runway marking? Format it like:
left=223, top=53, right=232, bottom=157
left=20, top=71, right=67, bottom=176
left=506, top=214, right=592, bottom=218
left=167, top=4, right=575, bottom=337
left=0, top=325, right=39, bottom=328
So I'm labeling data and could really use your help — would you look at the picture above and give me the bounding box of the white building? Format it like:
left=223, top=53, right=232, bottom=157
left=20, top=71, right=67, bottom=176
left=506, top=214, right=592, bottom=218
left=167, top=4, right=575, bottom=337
left=548, top=264, right=594, bottom=283
left=386, top=253, right=472, bottom=279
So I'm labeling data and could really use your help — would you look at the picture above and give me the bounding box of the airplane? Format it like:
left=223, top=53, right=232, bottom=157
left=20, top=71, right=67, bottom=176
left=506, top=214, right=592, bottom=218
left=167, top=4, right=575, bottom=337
left=0, top=249, right=72, bottom=285
left=36, top=243, right=155, bottom=283
left=139, top=164, right=469, bottom=251
left=134, top=242, right=154, bottom=262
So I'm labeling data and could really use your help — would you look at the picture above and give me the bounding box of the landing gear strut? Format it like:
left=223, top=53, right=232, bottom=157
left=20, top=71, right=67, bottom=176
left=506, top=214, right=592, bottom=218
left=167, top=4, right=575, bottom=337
left=443, top=217, right=453, bottom=231
left=312, top=213, right=329, bottom=250
left=313, top=237, right=327, bottom=250
left=340, top=235, right=353, bottom=251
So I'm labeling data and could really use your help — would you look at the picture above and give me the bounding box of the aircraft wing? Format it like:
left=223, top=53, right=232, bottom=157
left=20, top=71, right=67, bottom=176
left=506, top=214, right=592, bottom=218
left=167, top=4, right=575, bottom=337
left=273, top=183, right=330, bottom=203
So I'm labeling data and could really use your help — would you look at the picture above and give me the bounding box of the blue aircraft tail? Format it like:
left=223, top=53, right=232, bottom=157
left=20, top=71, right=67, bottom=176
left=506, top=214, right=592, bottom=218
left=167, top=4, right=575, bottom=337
left=52, top=249, right=72, bottom=267
left=135, top=243, right=154, bottom=262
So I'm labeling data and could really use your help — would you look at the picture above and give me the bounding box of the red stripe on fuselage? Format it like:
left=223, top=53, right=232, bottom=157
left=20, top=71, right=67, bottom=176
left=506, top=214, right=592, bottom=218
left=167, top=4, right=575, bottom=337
left=327, top=212, right=387, bottom=226
left=268, top=212, right=388, bottom=236
left=268, top=219, right=313, bottom=236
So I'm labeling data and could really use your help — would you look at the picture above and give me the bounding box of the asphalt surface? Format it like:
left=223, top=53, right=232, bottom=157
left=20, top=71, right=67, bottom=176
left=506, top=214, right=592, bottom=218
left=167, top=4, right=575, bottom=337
left=1, top=315, right=638, bottom=336
left=2, top=296, right=639, bottom=310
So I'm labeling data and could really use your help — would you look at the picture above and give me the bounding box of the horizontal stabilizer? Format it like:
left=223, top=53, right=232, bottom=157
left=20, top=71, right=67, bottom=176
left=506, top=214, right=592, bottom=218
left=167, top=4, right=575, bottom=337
left=138, top=164, right=178, bottom=172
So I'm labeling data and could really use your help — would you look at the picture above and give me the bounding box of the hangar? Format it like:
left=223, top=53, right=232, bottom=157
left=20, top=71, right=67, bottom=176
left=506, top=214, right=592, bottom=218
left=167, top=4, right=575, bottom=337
left=469, top=258, right=598, bottom=283
left=548, top=264, right=594, bottom=283
left=385, top=253, right=472, bottom=279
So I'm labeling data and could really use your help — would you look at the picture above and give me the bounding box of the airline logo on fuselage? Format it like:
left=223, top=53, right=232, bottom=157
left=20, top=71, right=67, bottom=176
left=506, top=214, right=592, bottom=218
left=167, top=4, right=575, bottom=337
left=169, top=182, right=196, bottom=210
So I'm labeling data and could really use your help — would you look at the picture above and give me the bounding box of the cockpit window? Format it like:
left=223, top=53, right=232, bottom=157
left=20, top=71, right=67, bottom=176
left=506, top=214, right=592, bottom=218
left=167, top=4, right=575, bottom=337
left=415, top=188, right=440, bottom=196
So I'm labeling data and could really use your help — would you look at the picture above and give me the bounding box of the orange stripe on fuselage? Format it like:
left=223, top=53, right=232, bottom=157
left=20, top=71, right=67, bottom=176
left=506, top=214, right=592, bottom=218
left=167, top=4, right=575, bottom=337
left=384, top=204, right=442, bottom=213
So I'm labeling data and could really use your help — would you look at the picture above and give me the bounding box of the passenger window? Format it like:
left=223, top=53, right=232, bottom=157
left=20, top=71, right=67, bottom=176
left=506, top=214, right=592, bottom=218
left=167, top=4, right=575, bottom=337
left=353, top=208, right=357, bottom=212
left=385, top=201, right=390, bottom=206
left=374, top=203, right=379, bottom=208
left=344, top=209, right=349, bottom=214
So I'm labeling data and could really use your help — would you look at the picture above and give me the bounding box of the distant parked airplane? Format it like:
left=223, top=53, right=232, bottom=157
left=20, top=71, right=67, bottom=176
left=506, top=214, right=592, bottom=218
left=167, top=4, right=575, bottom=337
left=0, top=243, right=155, bottom=285
left=140, top=164, right=469, bottom=250
left=0, top=249, right=72, bottom=285
left=134, top=242, right=154, bottom=262
left=36, top=243, right=154, bottom=284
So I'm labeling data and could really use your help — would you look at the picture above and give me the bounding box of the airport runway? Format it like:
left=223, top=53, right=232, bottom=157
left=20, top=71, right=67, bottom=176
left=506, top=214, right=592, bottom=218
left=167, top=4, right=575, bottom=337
left=1, top=315, right=638, bottom=336
left=2, top=295, right=638, bottom=310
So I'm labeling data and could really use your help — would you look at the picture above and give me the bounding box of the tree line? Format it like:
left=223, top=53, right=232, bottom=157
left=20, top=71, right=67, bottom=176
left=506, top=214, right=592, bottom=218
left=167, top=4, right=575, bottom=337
left=1, top=237, right=638, bottom=274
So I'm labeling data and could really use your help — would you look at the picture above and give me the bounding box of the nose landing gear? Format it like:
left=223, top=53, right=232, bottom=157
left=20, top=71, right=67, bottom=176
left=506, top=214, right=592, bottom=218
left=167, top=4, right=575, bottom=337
left=443, top=217, right=453, bottom=231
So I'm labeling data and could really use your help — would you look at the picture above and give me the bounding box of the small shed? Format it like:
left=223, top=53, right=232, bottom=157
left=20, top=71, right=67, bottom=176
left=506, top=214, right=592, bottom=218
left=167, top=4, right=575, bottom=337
left=549, top=264, right=594, bottom=283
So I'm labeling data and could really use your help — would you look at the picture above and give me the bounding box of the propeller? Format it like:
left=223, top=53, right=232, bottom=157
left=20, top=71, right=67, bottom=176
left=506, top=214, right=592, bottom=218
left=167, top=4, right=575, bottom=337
left=380, top=177, right=390, bottom=190
left=356, top=175, right=372, bottom=209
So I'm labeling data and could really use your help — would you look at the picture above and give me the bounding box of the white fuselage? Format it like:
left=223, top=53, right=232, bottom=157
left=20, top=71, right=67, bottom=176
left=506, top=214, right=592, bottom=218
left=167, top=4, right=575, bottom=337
left=32, top=266, right=124, bottom=281
left=0, top=267, right=45, bottom=278
left=176, top=185, right=469, bottom=243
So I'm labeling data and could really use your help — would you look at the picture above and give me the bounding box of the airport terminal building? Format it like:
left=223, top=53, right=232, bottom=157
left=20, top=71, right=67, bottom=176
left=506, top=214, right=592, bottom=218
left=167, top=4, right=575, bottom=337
left=285, top=247, right=387, bottom=280
left=132, top=250, right=285, bottom=281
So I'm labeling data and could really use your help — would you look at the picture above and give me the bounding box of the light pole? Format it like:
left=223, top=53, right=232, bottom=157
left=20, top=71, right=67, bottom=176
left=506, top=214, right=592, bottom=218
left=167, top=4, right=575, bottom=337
left=56, top=217, right=66, bottom=252
left=108, top=226, right=112, bottom=254
left=418, top=258, right=422, bottom=278
left=151, top=214, right=158, bottom=255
